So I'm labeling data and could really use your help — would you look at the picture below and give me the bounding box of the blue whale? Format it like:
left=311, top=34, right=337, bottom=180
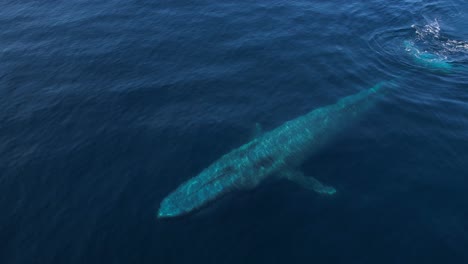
left=158, top=82, right=391, bottom=218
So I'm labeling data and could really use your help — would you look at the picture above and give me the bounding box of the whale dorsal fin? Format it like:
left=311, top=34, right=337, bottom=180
left=250, top=123, right=263, bottom=139
left=280, top=169, right=336, bottom=195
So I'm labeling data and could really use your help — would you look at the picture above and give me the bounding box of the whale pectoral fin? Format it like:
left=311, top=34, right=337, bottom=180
left=280, top=170, right=336, bottom=195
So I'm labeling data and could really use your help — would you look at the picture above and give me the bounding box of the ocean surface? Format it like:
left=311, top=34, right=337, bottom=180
left=1, top=0, right=468, bottom=263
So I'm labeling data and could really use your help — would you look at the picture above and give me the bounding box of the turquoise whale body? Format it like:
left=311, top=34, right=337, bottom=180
left=158, top=82, right=390, bottom=218
left=404, top=40, right=452, bottom=71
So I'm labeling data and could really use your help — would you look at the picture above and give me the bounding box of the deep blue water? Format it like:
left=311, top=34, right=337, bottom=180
left=1, top=0, right=468, bottom=263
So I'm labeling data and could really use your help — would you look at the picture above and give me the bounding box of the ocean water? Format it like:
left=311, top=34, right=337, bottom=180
left=1, top=0, right=468, bottom=263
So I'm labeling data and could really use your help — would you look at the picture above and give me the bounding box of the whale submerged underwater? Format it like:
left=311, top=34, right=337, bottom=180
left=157, top=20, right=467, bottom=219
left=158, top=82, right=393, bottom=218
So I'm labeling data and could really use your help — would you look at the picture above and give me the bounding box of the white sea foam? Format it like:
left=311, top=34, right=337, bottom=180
left=412, top=19, right=468, bottom=60
left=412, top=19, right=441, bottom=40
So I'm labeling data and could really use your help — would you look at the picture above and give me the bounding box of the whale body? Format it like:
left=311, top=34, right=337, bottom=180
left=157, top=82, right=390, bottom=218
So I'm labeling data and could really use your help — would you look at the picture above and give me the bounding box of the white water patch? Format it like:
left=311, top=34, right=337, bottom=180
left=411, top=19, right=468, bottom=63
left=412, top=19, right=441, bottom=40
left=411, top=19, right=468, bottom=52
left=442, top=39, right=468, bottom=53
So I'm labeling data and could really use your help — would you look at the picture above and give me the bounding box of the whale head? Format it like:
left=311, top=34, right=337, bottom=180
left=157, top=194, right=186, bottom=218
left=157, top=161, right=243, bottom=218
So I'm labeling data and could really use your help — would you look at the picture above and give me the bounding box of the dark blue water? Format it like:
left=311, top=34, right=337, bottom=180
left=1, top=0, right=468, bottom=263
